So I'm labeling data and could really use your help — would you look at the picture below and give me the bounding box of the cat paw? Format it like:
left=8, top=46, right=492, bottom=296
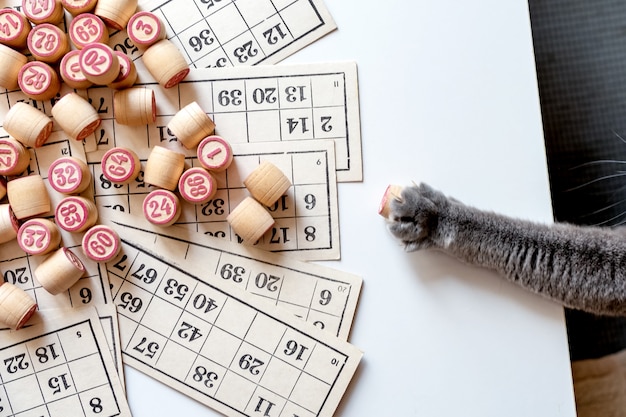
left=381, top=183, right=449, bottom=250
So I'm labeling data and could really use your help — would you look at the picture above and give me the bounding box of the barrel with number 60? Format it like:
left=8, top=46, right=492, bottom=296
left=82, top=225, right=121, bottom=262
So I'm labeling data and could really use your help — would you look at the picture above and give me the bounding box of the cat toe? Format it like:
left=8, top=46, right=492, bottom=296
left=389, top=184, right=438, bottom=221
left=384, top=183, right=441, bottom=249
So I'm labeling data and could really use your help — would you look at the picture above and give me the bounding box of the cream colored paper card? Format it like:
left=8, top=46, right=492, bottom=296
left=1, top=304, right=126, bottom=390
left=35, top=305, right=125, bottom=385
left=92, top=139, right=341, bottom=260
left=100, top=210, right=361, bottom=340
left=0, top=243, right=125, bottom=386
left=0, top=238, right=110, bottom=312
left=85, top=62, right=361, bottom=182
left=0, top=307, right=131, bottom=417
left=114, top=0, right=337, bottom=68
left=106, top=234, right=362, bottom=417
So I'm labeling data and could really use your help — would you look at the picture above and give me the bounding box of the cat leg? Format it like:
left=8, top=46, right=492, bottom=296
left=385, top=183, right=626, bottom=316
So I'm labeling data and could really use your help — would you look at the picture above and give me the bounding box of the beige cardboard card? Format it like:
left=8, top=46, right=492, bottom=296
left=123, top=0, right=337, bottom=68
left=100, top=210, right=362, bottom=341
left=105, top=232, right=362, bottom=417
left=93, top=139, right=342, bottom=260
left=0, top=307, right=131, bottom=417
left=85, top=62, right=361, bottom=182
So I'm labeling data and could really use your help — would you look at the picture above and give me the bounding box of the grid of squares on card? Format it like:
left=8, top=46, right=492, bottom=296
left=0, top=309, right=131, bottom=417
left=120, top=0, right=337, bottom=68
left=84, top=62, right=361, bottom=182
left=102, top=210, right=362, bottom=341
left=0, top=243, right=125, bottom=380
left=108, top=238, right=361, bottom=417
left=0, top=239, right=108, bottom=312
left=1, top=0, right=335, bottom=69
left=92, top=140, right=340, bottom=260
left=0, top=128, right=84, bottom=181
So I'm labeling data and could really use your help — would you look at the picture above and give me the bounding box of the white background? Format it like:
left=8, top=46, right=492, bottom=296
left=126, top=0, right=577, bottom=416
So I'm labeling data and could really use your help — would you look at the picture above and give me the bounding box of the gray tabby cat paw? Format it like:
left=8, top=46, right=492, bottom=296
left=380, top=183, right=448, bottom=251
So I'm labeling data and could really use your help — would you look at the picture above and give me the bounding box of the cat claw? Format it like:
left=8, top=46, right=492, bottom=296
left=380, top=183, right=447, bottom=250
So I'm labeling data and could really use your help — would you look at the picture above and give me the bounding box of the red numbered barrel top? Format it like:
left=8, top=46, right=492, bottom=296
left=18, top=60, right=59, bottom=101
left=62, top=0, right=97, bottom=15
left=22, top=0, right=64, bottom=24
left=143, top=189, right=180, bottom=226
left=27, top=23, right=68, bottom=63
left=47, top=156, right=90, bottom=194
left=17, top=218, right=58, bottom=255
left=178, top=167, right=216, bottom=204
left=101, top=147, right=140, bottom=184
left=0, top=9, right=31, bottom=49
left=108, top=51, right=137, bottom=89
left=64, top=246, right=85, bottom=271
left=197, top=135, right=234, bottom=172
left=82, top=224, right=120, bottom=262
left=55, top=196, right=92, bottom=232
left=69, top=13, right=108, bottom=49
left=78, top=42, right=119, bottom=85
left=127, top=11, right=164, bottom=48
left=165, top=67, right=189, bottom=89
left=0, top=137, right=29, bottom=176
left=60, top=49, right=92, bottom=89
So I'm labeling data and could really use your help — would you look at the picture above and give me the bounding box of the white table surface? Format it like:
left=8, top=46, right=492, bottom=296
left=126, top=1, right=578, bottom=416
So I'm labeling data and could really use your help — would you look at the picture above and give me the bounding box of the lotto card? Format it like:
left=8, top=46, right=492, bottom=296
left=106, top=232, right=362, bottom=417
left=114, top=0, right=337, bottom=68
left=100, top=210, right=362, bottom=340
left=0, top=307, right=131, bottom=417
